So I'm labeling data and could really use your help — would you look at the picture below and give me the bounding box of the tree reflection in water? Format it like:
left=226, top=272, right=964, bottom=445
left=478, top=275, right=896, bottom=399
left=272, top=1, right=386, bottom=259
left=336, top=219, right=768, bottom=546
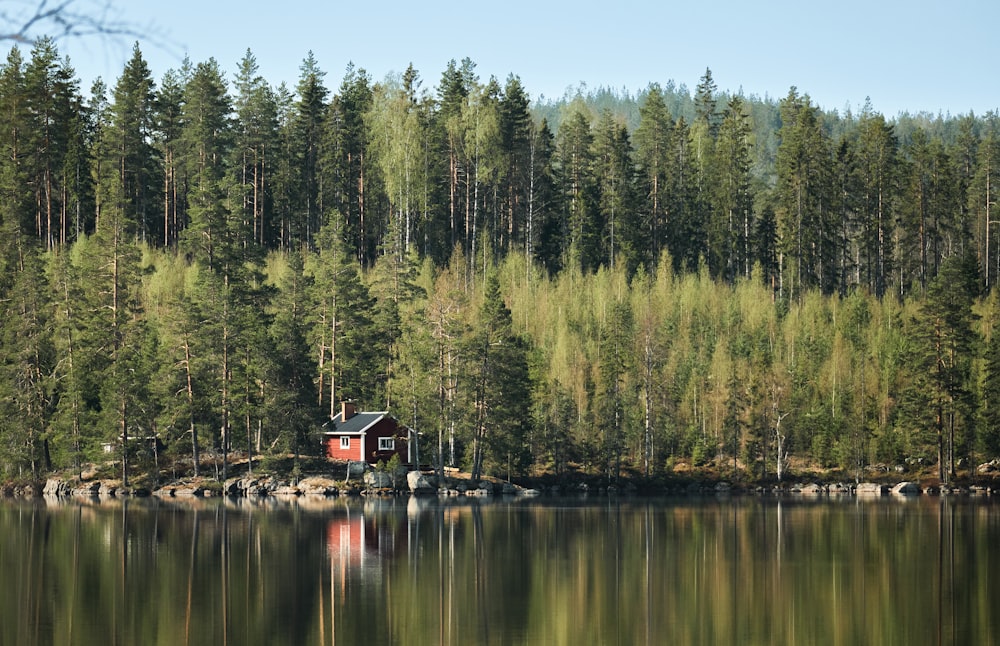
left=1, top=495, right=998, bottom=645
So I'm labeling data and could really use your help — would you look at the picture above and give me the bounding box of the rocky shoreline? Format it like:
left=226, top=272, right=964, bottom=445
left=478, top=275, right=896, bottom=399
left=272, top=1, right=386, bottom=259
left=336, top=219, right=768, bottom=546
left=5, top=470, right=997, bottom=501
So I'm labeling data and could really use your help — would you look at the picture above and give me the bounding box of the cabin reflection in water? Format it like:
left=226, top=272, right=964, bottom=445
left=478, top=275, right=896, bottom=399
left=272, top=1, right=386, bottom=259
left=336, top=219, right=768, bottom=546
left=325, top=506, right=408, bottom=568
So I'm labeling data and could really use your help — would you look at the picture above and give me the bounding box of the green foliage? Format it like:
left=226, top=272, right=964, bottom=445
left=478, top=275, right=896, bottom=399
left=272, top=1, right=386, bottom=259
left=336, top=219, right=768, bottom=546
left=4, top=46, right=1000, bottom=485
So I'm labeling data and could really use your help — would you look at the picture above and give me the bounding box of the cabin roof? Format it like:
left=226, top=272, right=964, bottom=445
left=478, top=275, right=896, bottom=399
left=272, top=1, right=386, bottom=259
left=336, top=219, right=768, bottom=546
left=322, top=411, right=389, bottom=436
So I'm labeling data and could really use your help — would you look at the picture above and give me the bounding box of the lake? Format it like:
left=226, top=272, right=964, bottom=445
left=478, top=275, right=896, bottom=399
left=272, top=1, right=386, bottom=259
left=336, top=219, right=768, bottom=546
left=1, top=493, right=998, bottom=645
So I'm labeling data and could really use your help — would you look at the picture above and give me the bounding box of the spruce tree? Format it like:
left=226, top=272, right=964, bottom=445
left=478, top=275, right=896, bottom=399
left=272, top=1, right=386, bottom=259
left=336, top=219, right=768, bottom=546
left=0, top=220, right=54, bottom=480
left=465, top=272, right=531, bottom=481
left=269, top=249, right=319, bottom=475
left=906, top=253, right=979, bottom=482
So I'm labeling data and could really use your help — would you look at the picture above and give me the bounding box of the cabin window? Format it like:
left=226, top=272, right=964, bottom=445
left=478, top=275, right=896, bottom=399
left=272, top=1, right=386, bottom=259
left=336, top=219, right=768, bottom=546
left=378, top=437, right=394, bottom=451
left=340, top=436, right=350, bottom=449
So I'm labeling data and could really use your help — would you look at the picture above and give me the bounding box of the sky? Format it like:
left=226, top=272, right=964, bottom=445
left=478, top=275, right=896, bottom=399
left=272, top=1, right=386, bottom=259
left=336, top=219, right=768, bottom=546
left=39, top=0, right=1000, bottom=118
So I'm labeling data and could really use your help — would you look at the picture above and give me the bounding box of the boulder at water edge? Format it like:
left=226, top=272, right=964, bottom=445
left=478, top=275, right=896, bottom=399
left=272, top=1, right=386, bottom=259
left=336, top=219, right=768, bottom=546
left=890, top=481, right=922, bottom=496
left=407, top=471, right=436, bottom=493
left=856, top=482, right=887, bottom=496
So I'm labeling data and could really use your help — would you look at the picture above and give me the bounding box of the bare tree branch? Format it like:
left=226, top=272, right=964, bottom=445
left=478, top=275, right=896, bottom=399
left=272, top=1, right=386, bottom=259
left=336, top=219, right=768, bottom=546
left=0, top=0, right=158, bottom=45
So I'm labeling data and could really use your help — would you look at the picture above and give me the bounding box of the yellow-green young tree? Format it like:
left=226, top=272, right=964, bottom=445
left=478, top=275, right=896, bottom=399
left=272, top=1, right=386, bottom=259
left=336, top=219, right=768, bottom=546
left=387, top=259, right=436, bottom=468
left=147, top=256, right=205, bottom=476
left=423, top=250, right=470, bottom=476
left=368, top=71, right=428, bottom=263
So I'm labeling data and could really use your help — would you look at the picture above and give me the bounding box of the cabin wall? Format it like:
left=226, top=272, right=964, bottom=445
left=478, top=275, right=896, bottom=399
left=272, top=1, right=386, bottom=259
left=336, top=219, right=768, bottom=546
left=324, top=418, right=408, bottom=464
left=325, top=435, right=362, bottom=461
left=368, top=419, right=408, bottom=464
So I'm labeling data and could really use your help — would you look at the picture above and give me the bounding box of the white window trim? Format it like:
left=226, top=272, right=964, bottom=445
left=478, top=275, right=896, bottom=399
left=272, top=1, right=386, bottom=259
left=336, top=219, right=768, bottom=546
left=378, top=437, right=394, bottom=451
left=340, top=436, right=350, bottom=449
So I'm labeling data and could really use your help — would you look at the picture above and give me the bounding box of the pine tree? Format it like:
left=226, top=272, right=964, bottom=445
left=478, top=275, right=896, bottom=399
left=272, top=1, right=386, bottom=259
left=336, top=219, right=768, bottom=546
left=322, top=63, right=371, bottom=260
left=154, top=66, right=185, bottom=248
left=0, top=46, right=32, bottom=236
left=24, top=38, right=81, bottom=249
left=898, top=129, right=959, bottom=292
left=462, top=75, right=502, bottom=280
left=233, top=49, right=279, bottom=248
left=709, top=95, right=754, bottom=281
left=310, top=215, right=384, bottom=412
left=969, top=129, right=1000, bottom=290
left=634, top=84, right=673, bottom=263
left=109, top=43, right=159, bottom=245
left=592, top=109, right=642, bottom=273
left=855, top=104, right=897, bottom=297
left=499, top=75, right=532, bottom=256
left=980, top=301, right=1000, bottom=458
left=557, top=104, right=600, bottom=271
left=48, top=246, right=87, bottom=475
left=775, top=88, right=835, bottom=296
left=289, top=51, right=328, bottom=248
left=436, top=59, right=476, bottom=256
left=179, top=58, right=233, bottom=267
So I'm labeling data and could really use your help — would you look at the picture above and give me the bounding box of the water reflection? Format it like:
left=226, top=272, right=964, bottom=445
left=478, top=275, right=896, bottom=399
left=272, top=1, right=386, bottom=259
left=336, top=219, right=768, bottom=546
left=0, top=495, right=998, bottom=645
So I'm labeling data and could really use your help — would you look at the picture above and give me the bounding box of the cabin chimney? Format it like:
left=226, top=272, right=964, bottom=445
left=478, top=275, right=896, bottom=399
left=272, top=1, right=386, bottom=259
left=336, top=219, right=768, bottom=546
left=341, top=401, right=357, bottom=420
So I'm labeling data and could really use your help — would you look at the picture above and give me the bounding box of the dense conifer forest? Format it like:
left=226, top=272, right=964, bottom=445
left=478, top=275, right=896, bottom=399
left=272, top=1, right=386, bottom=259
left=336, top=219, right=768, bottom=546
left=2, top=40, right=999, bottom=487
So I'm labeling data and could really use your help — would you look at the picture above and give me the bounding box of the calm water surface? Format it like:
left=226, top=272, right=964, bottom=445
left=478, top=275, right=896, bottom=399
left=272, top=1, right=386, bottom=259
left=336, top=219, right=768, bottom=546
left=1, top=494, right=997, bottom=646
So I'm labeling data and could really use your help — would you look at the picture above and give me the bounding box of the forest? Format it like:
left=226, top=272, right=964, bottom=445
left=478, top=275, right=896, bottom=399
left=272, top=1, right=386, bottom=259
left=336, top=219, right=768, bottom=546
left=2, top=38, right=1000, bottom=488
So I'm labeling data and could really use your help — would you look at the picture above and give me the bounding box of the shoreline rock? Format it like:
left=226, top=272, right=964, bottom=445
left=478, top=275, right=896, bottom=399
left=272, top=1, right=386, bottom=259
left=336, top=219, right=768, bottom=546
left=6, top=472, right=999, bottom=500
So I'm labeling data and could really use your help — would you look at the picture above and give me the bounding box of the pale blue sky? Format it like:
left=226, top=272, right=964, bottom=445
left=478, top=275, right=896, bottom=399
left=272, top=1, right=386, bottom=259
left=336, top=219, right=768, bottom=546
left=50, top=0, right=999, bottom=117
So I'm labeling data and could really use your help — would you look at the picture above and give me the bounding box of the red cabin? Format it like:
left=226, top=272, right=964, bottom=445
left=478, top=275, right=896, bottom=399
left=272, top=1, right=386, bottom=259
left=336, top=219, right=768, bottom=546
left=323, top=401, right=411, bottom=465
